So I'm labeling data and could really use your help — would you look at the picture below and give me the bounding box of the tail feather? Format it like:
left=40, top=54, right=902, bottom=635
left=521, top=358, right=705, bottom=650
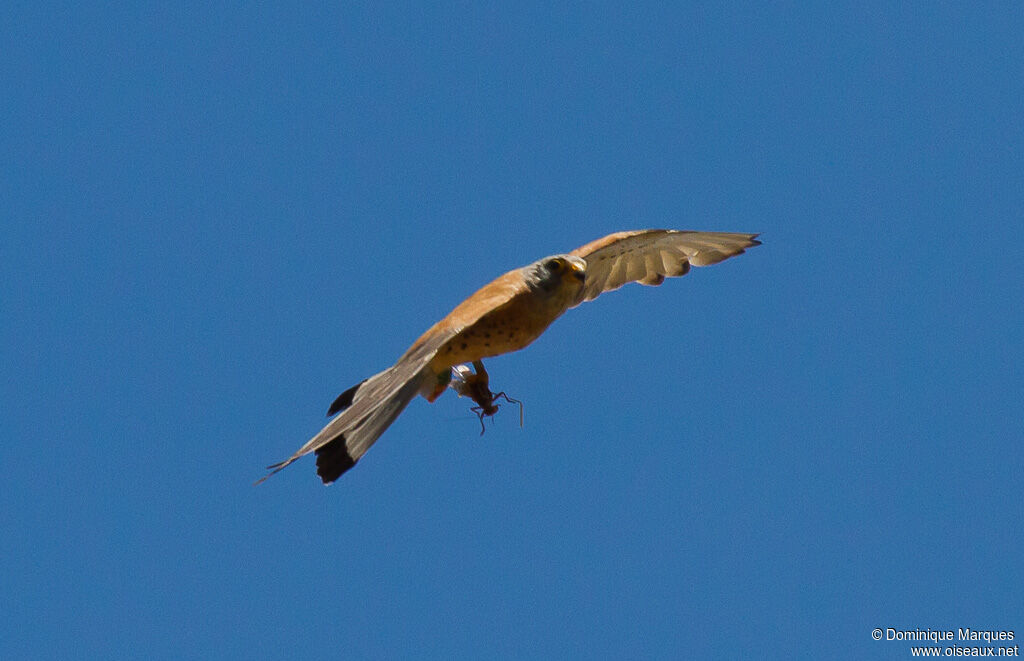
left=256, top=365, right=431, bottom=485
left=315, top=433, right=357, bottom=483
left=342, top=371, right=425, bottom=464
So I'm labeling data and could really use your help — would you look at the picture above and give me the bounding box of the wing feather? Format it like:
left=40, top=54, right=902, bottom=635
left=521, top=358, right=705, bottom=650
left=255, top=344, right=440, bottom=484
left=569, top=230, right=759, bottom=303
left=256, top=268, right=532, bottom=484
left=259, top=231, right=758, bottom=484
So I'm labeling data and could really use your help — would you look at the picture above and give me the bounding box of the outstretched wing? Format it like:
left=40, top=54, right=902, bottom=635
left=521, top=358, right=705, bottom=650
left=569, top=230, right=760, bottom=304
left=255, top=340, right=439, bottom=485
left=256, top=268, right=533, bottom=484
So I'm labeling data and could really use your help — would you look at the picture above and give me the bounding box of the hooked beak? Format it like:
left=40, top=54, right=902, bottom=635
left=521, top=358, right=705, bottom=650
left=568, top=258, right=586, bottom=282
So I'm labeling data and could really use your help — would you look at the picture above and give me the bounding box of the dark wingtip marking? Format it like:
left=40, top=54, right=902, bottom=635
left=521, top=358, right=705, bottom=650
left=315, top=435, right=357, bottom=484
left=327, top=379, right=366, bottom=417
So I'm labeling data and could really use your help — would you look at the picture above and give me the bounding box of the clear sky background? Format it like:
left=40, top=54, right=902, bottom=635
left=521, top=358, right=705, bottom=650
left=3, top=3, right=1022, bottom=659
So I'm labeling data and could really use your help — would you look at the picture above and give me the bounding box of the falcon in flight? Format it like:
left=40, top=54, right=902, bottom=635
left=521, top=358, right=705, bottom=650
left=258, top=230, right=760, bottom=484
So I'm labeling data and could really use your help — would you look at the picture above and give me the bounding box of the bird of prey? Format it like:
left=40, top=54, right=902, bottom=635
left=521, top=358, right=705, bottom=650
left=258, top=229, right=760, bottom=484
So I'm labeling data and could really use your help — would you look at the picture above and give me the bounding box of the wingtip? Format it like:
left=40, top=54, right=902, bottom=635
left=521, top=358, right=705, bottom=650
left=253, top=457, right=296, bottom=485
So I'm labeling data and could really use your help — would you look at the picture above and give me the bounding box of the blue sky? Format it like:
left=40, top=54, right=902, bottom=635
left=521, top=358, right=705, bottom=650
left=3, top=2, right=1022, bottom=659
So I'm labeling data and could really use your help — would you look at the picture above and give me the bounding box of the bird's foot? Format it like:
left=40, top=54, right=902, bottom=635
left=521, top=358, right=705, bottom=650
left=425, top=368, right=453, bottom=402
left=450, top=362, right=524, bottom=435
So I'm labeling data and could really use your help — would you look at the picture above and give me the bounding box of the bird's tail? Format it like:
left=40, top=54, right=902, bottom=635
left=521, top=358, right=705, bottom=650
left=256, top=365, right=431, bottom=485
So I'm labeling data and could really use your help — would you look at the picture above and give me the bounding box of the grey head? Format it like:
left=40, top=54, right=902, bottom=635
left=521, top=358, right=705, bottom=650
left=522, top=254, right=587, bottom=294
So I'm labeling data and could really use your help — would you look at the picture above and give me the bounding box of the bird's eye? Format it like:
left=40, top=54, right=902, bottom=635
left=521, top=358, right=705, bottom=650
left=543, top=258, right=562, bottom=272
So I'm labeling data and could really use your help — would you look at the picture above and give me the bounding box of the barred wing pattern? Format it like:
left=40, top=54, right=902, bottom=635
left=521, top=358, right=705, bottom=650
left=569, top=230, right=760, bottom=304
